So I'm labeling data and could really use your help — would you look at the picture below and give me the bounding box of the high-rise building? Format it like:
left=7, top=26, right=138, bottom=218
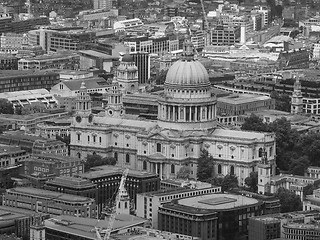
left=130, top=52, right=150, bottom=85
left=93, top=0, right=112, bottom=10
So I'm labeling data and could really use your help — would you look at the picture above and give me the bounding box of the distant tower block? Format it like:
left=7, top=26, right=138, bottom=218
left=291, top=75, right=304, bottom=114
left=240, top=24, right=246, bottom=45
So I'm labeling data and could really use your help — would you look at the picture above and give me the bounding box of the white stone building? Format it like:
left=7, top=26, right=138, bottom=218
left=69, top=41, right=276, bottom=186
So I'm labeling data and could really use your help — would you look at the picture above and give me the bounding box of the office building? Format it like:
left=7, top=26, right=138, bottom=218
left=0, top=131, right=68, bottom=155
left=44, top=214, right=147, bottom=240
left=0, top=70, right=59, bottom=93
left=159, top=193, right=265, bottom=240
left=93, top=0, right=112, bottom=10
left=211, top=25, right=240, bottom=46
left=136, top=186, right=222, bottom=229
left=217, top=94, right=275, bottom=116
left=3, top=187, right=96, bottom=218
left=0, top=110, right=68, bottom=133
left=248, top=210, right=320, bottom=240
left=130, top=52, right=150, bottom=85
left=36, top=118, right=71, bottom=139
left=44, top=176, right=97, bottom=201
left=78, top=50, right=118, bottom=72
left=76, top=165, right=160, bottom=213
left=21, top=154, right=84, bottom=179
left=0, top=206, right=49, bottom=240
left=18, top=51, right=80, bottom=71
left=0, top=54, right=18, bottom=70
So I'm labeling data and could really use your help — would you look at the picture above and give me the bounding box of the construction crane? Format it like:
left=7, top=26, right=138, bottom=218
left=200, top=0, right=211, bottom=46
left=95, top=168, right=129, bottom=240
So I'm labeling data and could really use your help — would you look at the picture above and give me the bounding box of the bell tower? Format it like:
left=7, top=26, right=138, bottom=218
left=30, top=215, right=45, bottom=240
left=74, top=81, right=94, bottom=125
left=257, top=146, right=271, bottom=194
left=105, top=83, right=125, bottom=118
left=116, top=181, right=130, bottom=215
left=117, top=51, right=139, bottom=93
left=291, top=76, right=304, bottom=114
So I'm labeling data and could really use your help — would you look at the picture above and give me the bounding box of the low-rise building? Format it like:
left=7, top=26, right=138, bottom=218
left=18, top=51, right=80, bottom=71
left=21, top=154, right=83, bottom=179
left=248, top=210, right=320, bottom=240
left=0, top=131, right=68, bottom=155
left=0, top=54, right=18, bottom=70
left=304, top=188, right=320, bottom=211
left=159, top=193, right=265, bottom=240
left=0, top=206, right=49, bottom=240
left=0, top=145, right=29, bottom=189
left=50, top=77, right=112, bottom=97
left=0, top=70, right=59, bottom=93
left=136, top=186, right=222, bottom=229
left=76, top=165, right=160, bottom=213
left=0, top=110, right=69, bottom=133
left=44, top=176, right=97, bottom=201
left=306, top=166, right=320, bottom=179
left=217, top=94, right=275, bottom=116
left=44, top=214, right=148, bottom=240
left=0, top=89, right=58, bottom=109
left=3, top=187, right=96, bottom=218
left=78, top=50, right=118, bottom=72
left=36, top=118, right=71, bottom=139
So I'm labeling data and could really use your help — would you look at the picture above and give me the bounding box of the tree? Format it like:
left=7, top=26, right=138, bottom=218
left=275, top=187, right=302, bottom=213
left=20, top=102, right=46, bottom=115
left=241, top=114, right=270, bottom=132
left=289, top=156, right=310, bottom=176
left=245, top=172, right=258, bottom=192
left=177, top=166, right=191, bottom=179
left=84, top=154, right=117, bottom=172
left=210, top=174, right=238, bottom=192
left=197, top=149, right=214, bottom=181
left=0, top=99, right=14, bottom=114
left=303, top=184, right=315, bottom=196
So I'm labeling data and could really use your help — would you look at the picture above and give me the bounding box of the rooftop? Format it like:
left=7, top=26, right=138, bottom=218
left=79, top=165, right=158, bottom=179
left=0, top=144, right=24, bottom=155
left=7, top=187, right=94, bottom=203
left=0, top=70, right=57, bottom=78
left=46, top=176, right=95, bottom=189
left=78, top=50, right=117, bottom=60
left=142, top=186, right=219, bottom=197
left=217, top=94, right=270, bottom=104
left=44, top=214, right=147, bottom=239
left=177, top=193, right=260, bottom=211
left=62, top=77, right=111, bottom=91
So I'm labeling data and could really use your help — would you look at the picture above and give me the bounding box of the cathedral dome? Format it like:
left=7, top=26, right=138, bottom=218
left=165, top=59, right=210, bottom=88
left=122, top=53, right=133, bottom=62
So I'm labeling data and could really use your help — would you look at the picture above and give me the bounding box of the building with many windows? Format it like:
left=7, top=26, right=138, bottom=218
left=0, top=70, right=59, bottom=93
left=158, top=193, right=265, bottom=240
left=2, top=187, right=96, bottom=218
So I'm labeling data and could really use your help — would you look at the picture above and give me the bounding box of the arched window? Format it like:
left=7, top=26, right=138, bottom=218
left=156, top=143, right=161, bottom=153
left=269, top=147, right=273, bottom=157
left=87, top=136, right=90, bottom=142
left=218, top=164, right=222, bottom=174
left=77, top=152, right=81, bottom=159
left=126, top=153, right=130, bottom=163
left=171, top=164, right=175, bottom=174
left=114, top=152, right=118, bottom=161
left=143, top=161, right=147, bottom=170
left=230, top=165, right=235, bottom=175
left=258, top=148, right=263, bottom=158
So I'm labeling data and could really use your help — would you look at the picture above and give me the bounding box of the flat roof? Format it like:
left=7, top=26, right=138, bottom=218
left=46, top=176, right=95, bottom=188
left=7, top=187, right=93, bottom=203
left=217, top=94, right=270, bottom=104
left=177, top=193, right=259, bottom=211
left=44, top=214, right=147, bottom=239
left=79, top=165, right=158, bottom=179
left=0, top=70, right=57, bottom=78
left=78, top=50, right=117, bottom=59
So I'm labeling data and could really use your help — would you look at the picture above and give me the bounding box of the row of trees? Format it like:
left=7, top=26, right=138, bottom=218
left=241, top=114, right=320, bottom=175
left=84, top=154, right=117, bottom=172
left=0, top=99, right=48, bottom=115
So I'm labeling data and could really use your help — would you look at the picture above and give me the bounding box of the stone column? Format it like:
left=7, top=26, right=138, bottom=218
left=173, top=105, right=176, bottom=121
left=195, top=105, right=198, bottom=122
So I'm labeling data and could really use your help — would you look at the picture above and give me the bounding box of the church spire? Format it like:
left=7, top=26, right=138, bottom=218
left=291, top=75, right=303, bottom=115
